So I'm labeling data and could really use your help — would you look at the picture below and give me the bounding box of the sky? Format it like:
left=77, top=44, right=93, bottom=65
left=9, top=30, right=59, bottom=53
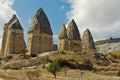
left=0, top=0, right=120, bottom=47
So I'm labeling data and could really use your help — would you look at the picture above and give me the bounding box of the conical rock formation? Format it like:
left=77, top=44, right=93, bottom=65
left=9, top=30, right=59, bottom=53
left=27, top=8, right=53, bottom=55
left=58, top=19, right=82, bottom=52
left=82, top=28, right=96, bottom=52
left=58, top=24, right=68, bottom=51
left=58, top=24, right=67, bottom=39
left=67, top=19, right=80, bottom=40
left=29, top=8, right=52, bottom=34
left=1, top=15, right=26, bottom=57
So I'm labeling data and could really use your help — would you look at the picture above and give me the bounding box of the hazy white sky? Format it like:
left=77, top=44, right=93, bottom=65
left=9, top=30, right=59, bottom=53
left=65, top=0, right=120, bottom=40
left=0, top=0, right=16, bottom=47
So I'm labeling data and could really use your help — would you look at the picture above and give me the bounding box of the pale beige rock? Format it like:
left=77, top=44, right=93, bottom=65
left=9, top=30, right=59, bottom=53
left=67, top=19, right=81, bottom=40
left=58, top=24, right=68, bottom=51
left=1, top=15, right=26, bottom=57
left=67, top=19, right=82, bottom=51
left=58, top=19, right=82, bottom=52
left=27, top=8, right=53, bottom=55
left=82, top=28, right=96, bottom=52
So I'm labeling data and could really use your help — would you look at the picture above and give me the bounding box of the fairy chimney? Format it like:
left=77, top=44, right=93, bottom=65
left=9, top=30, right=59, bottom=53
left=67, top=19, right=82, bottom=51
left=58, top=24, right=68, bottom=51
left=82, top=28, right=96, bottom=52
left=27, top=8, right=53, bottom=55
left=1, top=15, right=26, bottom=57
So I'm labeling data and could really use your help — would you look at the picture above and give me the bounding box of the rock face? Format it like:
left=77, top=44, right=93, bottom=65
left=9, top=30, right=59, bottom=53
left=1, top=15, right=26, bottom=57
left=67, top=19, right=81, bottom=40
left=58, top=24, right=68, bottom=51
left=67, top=19, right=81, bottom=51
left=58, top=19, right=82, bottom=51
left=82, top=28, right=96, bottom=52
left=27, top=8, right=53, bottom=55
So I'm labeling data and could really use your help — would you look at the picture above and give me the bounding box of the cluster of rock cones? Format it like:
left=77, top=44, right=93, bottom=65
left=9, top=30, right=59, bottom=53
left=1, top=8, right=96, bottom=57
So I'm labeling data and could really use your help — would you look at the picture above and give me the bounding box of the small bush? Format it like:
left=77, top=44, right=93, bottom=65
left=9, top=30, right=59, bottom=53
left=82, top=59, right=93, bottom=69
left=111, top=54, right=120, bottom=59
left=72, top=48, right=79, bottom=53
left=68, top=56, right=80, bottom=63
left=26, top=70, right=41, bottom=80
left=47, top=61, right=61, bottom=78
left=63, top=66, right=69, bottom=76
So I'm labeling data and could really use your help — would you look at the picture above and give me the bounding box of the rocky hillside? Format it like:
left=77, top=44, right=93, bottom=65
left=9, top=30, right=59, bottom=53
left=95, top=38, right=120, bottom=52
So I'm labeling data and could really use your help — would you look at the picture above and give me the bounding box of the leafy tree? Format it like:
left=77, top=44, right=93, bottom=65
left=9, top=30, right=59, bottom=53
left=47, top=61, right=61, bottom=78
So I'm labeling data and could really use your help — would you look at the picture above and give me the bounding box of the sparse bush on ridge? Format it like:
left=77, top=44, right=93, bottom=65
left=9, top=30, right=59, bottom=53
left=26, top=70, right=41, bottom=80
left=111, top=53, right=120, bottom=59
left=82, top=59, right=93, bottom=70
left=55, top=58, right=68, bottom=67
left=63, top=66, right=69, bottom=76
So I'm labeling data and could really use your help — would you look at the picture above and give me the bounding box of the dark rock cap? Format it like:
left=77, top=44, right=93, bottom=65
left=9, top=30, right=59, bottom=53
left=29, top=8, right=53, bottom=34
left=67, top=19, right=81, bottom=40
left=82, top=28, right=95, bottom=49
left=4, top=14, right=23, bottom=30
left=58, top=24, right=67, bottom=39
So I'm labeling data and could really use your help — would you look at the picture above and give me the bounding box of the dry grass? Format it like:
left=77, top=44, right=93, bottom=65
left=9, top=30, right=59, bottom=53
left=0, top=69, right=119, bottom=80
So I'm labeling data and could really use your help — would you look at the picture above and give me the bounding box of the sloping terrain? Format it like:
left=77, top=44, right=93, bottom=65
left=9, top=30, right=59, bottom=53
left=95, top=38, right=120, bottom=52
left=96, top=42, right=120, bottom=52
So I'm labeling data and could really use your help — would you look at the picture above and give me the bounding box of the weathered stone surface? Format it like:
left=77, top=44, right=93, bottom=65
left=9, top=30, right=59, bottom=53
left=58, top=20, right=82, bottom=52
left=58, top=24, right=68, bottom=51
left=58, top=24, right=67, bottom=39
left=82, top=28, right=96, bottom=52
left=67, top=40, right=82, bottom=51
left=67, top=19, right=81, bottom=40
left=27, top=8, right=53, bottom=55
left=67, top=19, right=81, bottom=51
left=1, top=15, right=26, bottom=57
left=28, top=8, right=53, bottom=34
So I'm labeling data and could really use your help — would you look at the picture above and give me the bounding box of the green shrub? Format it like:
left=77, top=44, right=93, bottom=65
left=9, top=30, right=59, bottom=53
left=47, top=61, right=61, bottom=78
left=68, top=56, right=80, bottom=63
left=55, top=58, right=68, bottom=67
left=72, top=48, right=79, bottom=53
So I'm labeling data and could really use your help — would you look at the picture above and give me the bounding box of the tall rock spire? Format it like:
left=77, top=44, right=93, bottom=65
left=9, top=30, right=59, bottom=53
left=58, top=24, right=68, bottom=51
left=58, top=19, right=82, bottom=52
left=58, top=24, right=67, bottom=39
left=67, top=19, right=81, bottom=40
left=82, top=28, right=96, bottom=52
left=1, top=15, right=26, bottom=57
left=27, top=8, right=53, bottom=55
left=29, top=8, right=53, bottom=34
